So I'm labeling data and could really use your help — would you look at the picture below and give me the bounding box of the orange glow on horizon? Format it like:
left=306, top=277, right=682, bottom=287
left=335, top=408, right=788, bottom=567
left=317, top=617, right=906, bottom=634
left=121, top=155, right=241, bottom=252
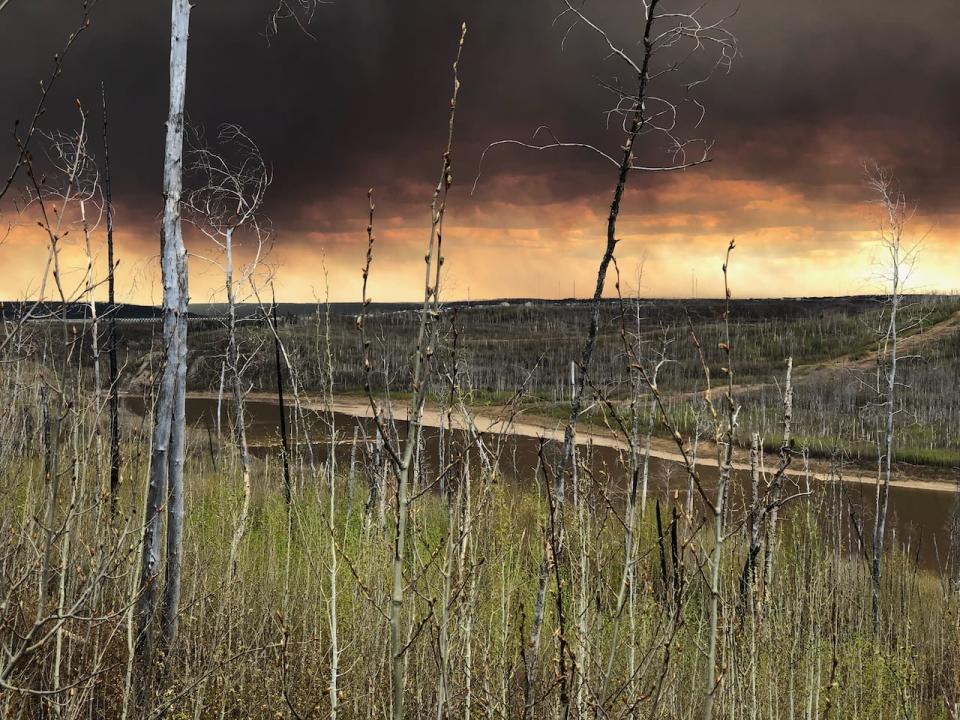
left=2, top=173, right=958, bottom=305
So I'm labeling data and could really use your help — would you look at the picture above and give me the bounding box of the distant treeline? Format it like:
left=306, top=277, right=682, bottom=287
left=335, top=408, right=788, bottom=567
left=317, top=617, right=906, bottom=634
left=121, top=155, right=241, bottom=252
left=6, top=294, right=957, bottom=324
left=191, top=293, right=957, bottom=323
left=0, top=301, right=165, bottom=321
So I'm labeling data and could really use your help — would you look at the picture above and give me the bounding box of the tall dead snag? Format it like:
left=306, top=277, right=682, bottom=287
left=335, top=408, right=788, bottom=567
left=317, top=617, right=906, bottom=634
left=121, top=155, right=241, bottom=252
left=866, top=166, right=915, bottom=629
left=314, top=264, right=340, bottom=720
left=703, top=240, right=739, bottom=720
left=135, top=0, right=191, bottom=693
left=357, top=24, right=466, bottom=720
left=271, top=291, right=292, bottom=504
left=475, top=2, right=737, bottom=714
left=101, top=83, right=121, bottom=514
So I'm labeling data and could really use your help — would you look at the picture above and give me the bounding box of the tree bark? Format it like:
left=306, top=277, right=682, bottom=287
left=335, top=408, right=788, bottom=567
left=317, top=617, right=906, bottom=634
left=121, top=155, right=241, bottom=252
left=225, top=228, right=251, bottom=577
left=872, top=271, right=898, bottom=628
left=102, top=84, right=122, bottom=514
left=135, top=0, right=191, bottom=693
left=272, top=297, right=292, bottom=504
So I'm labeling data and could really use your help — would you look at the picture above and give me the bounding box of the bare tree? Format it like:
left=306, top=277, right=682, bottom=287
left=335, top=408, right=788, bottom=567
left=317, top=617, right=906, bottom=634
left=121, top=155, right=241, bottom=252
left=866, top=165, right=918, bottom=628
left=0, top=2, right=98, bottom=355
left=476, top=2, right=738, bottom=713
left=702, top=240, right=739, bottom=720
left=0, top=103, right=134, bottom=712
left=101, top=83, right=122, bottom=513
left=184, top=123, right=271, bottom=574
left=0, top=2, right=96, bottom=205
left=358, top=24, right=467, bottom=720
left=317, top=268, right=340, bottom=720
left=271, top=290, right=293, bottom=504
left=134, top=0, right=192, bottom=697
left=729, top=356, right=796, bottom=615
left=130, top=0, right=333, bottom=695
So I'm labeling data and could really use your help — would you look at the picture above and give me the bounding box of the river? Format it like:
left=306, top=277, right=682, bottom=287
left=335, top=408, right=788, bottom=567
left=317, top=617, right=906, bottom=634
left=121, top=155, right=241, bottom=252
left=124, top=395, right=959, bottom=573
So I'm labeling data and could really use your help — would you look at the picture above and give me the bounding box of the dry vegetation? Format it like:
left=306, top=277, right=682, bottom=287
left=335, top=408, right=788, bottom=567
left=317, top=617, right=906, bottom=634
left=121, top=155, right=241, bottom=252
left=2, top=421, right=960, bottom=718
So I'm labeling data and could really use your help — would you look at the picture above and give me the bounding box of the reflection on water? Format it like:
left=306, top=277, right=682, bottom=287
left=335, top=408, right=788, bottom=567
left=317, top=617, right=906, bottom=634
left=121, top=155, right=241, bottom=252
left=124, top=396, right=958, bottom=572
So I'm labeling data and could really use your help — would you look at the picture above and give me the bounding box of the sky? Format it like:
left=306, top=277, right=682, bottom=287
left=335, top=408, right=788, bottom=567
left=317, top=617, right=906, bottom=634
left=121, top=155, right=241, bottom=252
left=0, top=0, right=958, bottom=304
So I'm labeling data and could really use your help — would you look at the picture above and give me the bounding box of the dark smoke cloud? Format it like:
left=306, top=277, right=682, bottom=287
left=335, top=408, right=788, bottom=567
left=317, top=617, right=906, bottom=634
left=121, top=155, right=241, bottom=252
left=1, top=0, right=958, bottom=265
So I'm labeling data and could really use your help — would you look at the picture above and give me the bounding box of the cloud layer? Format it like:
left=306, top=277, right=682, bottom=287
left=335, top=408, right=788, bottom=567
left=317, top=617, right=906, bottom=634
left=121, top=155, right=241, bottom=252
left=0, top=0, right=958, bottom=302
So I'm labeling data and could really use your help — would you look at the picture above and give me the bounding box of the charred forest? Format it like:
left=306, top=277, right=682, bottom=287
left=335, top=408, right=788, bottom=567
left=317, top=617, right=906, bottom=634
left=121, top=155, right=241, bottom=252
left=1, top=1, right=959, bottom=719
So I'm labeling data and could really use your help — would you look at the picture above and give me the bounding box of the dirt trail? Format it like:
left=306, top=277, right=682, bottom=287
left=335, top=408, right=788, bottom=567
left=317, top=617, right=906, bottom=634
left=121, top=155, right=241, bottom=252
left=671, top=308, right=960, bottom=402
left=191, top=390, right=958, bottom=494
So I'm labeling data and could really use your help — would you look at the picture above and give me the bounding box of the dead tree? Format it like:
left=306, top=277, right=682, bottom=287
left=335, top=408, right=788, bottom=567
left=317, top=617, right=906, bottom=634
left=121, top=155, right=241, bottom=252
left=0, top=102, right=133, bottom=709
left=271, top=290, right=292, bottom=504
left=0, top=2, right=97, bottom=355
left=733, top=357, right=794, bottom=614
left=134, top=0, right=192, bottom=695
left=703, top=241, right=739, bottom=720
left=357, top=24, right=467, bottom=720
left=866, top=165, right=917, bottom=629
left=22, top=107, right=102, bottom=391
left=599, top=284, right=673, bottom=706
left=629, top=242, right=760, bottom=720
left=101, top=83, right=122, bottom=513
left=475, top=2, right=737, bottom=713
left=184, top=123, right=271, bottom=575
left=761, top=357, right=793, bottom=600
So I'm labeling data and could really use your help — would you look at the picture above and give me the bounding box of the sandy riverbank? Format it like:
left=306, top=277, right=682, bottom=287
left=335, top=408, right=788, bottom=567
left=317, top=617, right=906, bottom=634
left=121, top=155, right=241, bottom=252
left=182, top=391, right=958, bottom=494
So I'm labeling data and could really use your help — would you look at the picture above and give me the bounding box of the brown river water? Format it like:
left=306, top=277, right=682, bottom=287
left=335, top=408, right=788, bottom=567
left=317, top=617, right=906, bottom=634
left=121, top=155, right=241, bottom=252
left=125, top=396, right=960, bottom=574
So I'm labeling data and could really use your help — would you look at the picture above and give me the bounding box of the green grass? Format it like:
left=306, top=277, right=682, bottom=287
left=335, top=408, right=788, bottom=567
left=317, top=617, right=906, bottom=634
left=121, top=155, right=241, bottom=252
left=6, top=433, right=959, bottom=718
